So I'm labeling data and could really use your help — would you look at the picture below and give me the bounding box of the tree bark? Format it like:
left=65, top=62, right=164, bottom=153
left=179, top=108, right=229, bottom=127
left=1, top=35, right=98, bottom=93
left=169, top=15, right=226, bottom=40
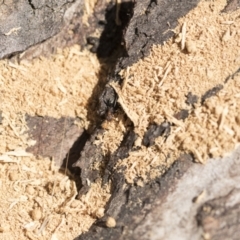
left=0, top=0, right=83, bottom=58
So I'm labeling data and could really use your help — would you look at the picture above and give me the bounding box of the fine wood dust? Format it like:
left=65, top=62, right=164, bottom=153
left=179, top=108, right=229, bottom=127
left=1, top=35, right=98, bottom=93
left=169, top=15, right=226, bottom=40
left=0, top=45, right=107, bottom=130
left=0, top=45, right=110, bottom=239
left=94, top=112, right=130, bottom=155
left=0, top=156, right=110, bottom=240
left=174, top=72, right=240, bottom=164
left=116, top=0, right=240, bottom=138
left=100, top=0, right=240, bottom=183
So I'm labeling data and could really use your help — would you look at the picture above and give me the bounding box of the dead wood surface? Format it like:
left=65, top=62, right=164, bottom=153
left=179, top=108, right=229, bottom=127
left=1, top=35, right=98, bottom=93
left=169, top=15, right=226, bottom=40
left=76, top=148, right=240, bottom=240
left=0, top=0, right=117, bottom=60
left=114, top=0, right=201, bottom=72
left=0, top=0, right=83, bottom=58
left=25, top=115, right=85, bottom=171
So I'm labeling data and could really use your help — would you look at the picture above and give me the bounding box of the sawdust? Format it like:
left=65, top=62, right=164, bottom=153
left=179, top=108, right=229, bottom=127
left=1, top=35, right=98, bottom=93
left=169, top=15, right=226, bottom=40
left=103, top=0, right=240, bottom=183
left=0, top=44, right=111, bottom=239
left=117, top=0, right=240, bottom=137
left=0, top=45, right=106, bottom=130
left=93, top=112, right=130, bottom=155
left=174, top=71, right=240, bottom=163
left=0, top=155, right=110, bottom=240
left=0, top=0, right=240, bottom=238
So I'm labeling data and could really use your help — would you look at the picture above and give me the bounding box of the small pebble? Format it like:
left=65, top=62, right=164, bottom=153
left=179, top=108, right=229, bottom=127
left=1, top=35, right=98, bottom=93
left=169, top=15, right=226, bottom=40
left=186, top=40, right=197, bottom=53
left=106, top=217, right=116, bottom=228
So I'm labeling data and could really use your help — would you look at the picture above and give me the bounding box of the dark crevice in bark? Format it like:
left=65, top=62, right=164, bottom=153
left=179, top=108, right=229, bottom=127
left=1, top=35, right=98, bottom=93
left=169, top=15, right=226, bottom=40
left=27, top=0, right=36, bottom=10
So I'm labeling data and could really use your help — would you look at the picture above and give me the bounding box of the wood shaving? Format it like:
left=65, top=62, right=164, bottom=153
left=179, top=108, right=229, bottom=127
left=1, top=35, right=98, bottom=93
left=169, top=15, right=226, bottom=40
left=181, top=22, right=187, bottom=50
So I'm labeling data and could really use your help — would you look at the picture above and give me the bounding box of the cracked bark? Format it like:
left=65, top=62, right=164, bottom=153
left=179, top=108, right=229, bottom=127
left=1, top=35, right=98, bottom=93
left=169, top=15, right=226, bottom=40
left=0, top=0, right=114, bottom=60
left=0, top=0, right=73, bottom=58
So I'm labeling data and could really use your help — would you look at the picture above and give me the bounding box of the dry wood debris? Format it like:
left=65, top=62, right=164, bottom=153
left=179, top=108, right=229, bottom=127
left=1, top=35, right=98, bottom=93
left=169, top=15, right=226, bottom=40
left=0, top=45, right=107, bottom=131
left=0, top=0, right=240, bottom=239
left=0, top=44, right=110, bottom=239
left=100, top=0, right=240, bottom=183
left=0, top=156, right=110, bottom=239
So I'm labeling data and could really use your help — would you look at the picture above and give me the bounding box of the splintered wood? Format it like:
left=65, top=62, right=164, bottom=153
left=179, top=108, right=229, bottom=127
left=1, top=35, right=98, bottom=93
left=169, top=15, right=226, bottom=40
left=0, top=45, right=110, bottom=240
left=100, top=0, right=240, bottom=183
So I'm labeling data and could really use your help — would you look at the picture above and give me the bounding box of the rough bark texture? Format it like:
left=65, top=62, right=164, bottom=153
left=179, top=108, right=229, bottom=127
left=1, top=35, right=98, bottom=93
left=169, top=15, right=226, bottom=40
left=223, top=0, right=240, bottom=12
left=73, top=129, right=106, bottom=195
left=129, top=147, right=240, bottom=240
left=76, top=144, right=240, bottom=240
left=22, top=0, right=125, bottom=60
left=0, top=0, right=83, bottom=58
left=0, top=0, right=125, bottom=60
left=197, top=188, right=240, bottom=240
left=115, top=0, right=201, bottom=72
left=75, top=1, right=201, bottom=239
left=99, top=0, right=201, bottom=117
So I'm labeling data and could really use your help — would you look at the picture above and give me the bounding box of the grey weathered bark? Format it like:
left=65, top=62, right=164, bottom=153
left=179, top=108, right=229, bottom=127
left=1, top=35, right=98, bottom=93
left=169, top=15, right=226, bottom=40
left=0, top=0, right=122, bottom=60
left=0, top=0, right=86, bottom=58
left=75, top=147, right=240, bottom=240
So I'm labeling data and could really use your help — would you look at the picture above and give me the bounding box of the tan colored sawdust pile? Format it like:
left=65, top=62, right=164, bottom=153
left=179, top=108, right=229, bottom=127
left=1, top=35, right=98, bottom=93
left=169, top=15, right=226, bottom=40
left=0, top=1, right=112, bottom=239
left=0, top=0, right=239, bottom=238
left=93, top=112, right=130, bottom=155
left=174, top=72, right=240, bottom=163
left=0, top=44, right=111, bottom=239
left=114, top=0, right=240, bottom=137
left=98, top=0, right=240, bottom=183
left=0, top=155, right=110, bottom=240
left=0, top=45, right=106, bottom=130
